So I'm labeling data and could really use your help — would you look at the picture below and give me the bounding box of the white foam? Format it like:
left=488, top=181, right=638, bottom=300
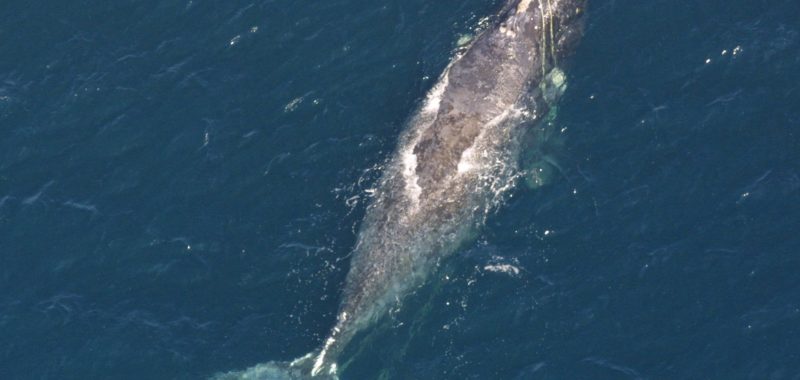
left=457, top=146, right=478, bottom=174
left=422, top=71, right=450, bottom=114
left=284, top=95, right=305, bottom=112
left=399, top=71, right=456, bottom=206
left=401, top=149, right=422, bottom=206
left=484, top=264, right=521, bottom=277
left=289, top=352, right=314, bottom=367
left=311, top=336, right=336, bottom=376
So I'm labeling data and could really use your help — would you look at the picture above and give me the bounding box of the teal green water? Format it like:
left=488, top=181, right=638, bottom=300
left=1, top=0, right=799, bottom=379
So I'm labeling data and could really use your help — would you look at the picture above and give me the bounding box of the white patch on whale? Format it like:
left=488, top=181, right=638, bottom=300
left=516, top=0, right=533, bottom=14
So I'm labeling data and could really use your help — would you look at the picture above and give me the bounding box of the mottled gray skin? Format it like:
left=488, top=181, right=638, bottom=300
left=212, top=1, right=586, bottom=379
left=309, top=0, right=587, bottom=375
left=414, top=0, right=585, bottom=192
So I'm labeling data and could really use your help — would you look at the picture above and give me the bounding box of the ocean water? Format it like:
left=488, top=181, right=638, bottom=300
left=1, top=0, right=799, bottom=379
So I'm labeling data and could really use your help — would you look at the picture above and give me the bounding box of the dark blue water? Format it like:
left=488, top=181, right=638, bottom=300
left=2, top=0, right=799, bottom=379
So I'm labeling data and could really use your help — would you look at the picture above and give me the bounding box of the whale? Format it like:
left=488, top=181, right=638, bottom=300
left=214, top=0, right=587, bottom=378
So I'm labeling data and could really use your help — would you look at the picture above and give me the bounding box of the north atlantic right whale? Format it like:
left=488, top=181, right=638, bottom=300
left=215, top=0, right=587, bottom=378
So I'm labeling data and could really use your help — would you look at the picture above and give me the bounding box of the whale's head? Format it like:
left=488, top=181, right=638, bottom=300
left=503, top=0, right=588, bottom=68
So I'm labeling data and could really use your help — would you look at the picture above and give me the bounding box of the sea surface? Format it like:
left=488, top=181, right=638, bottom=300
left=1, top=0, right=799, bottom=379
